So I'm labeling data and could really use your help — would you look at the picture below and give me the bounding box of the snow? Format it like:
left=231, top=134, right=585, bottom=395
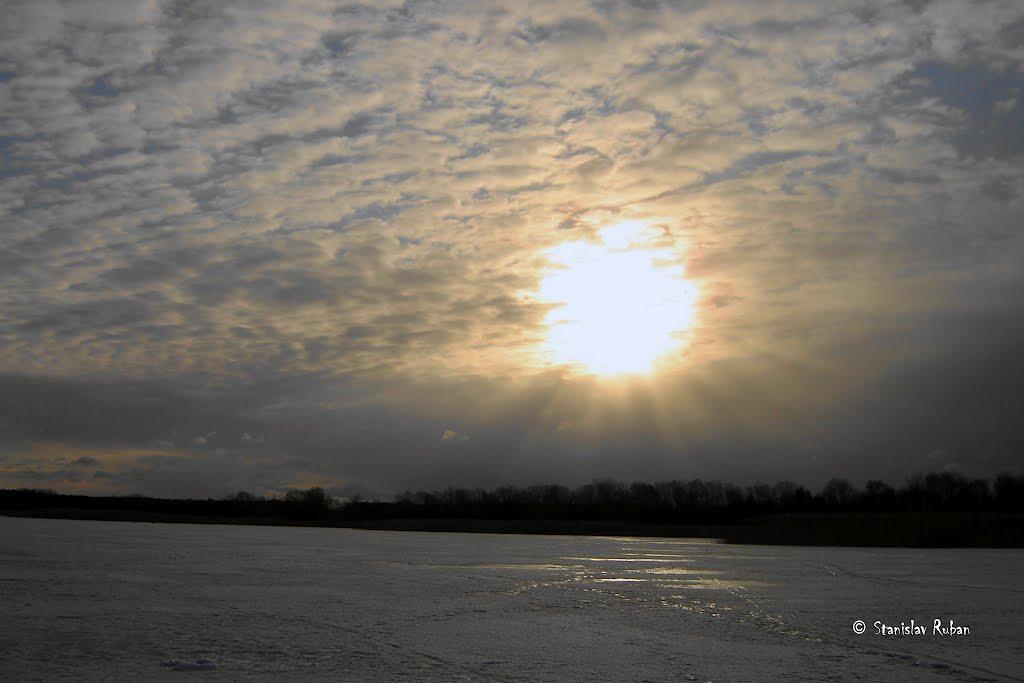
left=0, top=516, right=1020, bottom=680
left=162, top=659, right=217, bottom=672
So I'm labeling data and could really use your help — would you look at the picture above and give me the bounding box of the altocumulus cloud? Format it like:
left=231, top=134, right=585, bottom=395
left=0, top=0, right=1022, bottom=496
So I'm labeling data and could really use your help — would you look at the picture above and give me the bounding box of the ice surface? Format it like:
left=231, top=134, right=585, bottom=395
left=0, top=516, right=1021, bottom=681
left=162, top=659, right=217, bottom=671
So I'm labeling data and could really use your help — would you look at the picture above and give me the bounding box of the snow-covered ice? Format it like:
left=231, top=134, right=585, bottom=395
left=0, top=516, right=1020, bottom=680
left=162, top=658, right=218, bottom=671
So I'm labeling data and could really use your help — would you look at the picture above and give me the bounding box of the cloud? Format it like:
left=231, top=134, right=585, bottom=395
left=0, top=1, right=1022, bottom=495
left=441, top=429, right=470, bottom=443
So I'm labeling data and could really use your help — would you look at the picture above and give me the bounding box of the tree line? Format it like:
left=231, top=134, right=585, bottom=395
left=360, top=471, right=1024, bottom=523
left=3, top=471, right=1022, bottom=524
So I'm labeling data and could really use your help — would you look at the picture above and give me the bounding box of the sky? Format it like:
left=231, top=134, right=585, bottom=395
left=1, top=0, right=1022, bottom=499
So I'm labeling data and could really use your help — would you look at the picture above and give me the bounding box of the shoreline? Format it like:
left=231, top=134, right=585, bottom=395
left=3, top=509, right=1022, bottom=548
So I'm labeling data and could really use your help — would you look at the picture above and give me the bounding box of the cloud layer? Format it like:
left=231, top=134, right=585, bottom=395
left=1, top=0, right=1022, bottom=496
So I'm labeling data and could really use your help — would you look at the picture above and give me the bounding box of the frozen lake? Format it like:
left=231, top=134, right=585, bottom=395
left=0, top=517, right=1021, bottom=681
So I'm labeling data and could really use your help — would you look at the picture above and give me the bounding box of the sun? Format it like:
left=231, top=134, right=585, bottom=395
left=538, top=221, right=697, bottom=376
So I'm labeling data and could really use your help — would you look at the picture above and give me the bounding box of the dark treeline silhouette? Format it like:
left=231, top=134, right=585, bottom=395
left=0, top=486, right=339, bottom=522
left=369, top=472, right=1024, bottom=522
left=2, top=472, right=1023, bottom=546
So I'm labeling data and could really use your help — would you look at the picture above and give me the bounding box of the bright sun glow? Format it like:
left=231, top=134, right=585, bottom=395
left=538, top=221, right=697, bottom=376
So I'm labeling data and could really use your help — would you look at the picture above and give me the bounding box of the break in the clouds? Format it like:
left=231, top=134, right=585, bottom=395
left=1, top=0, right=1022, bottom=497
